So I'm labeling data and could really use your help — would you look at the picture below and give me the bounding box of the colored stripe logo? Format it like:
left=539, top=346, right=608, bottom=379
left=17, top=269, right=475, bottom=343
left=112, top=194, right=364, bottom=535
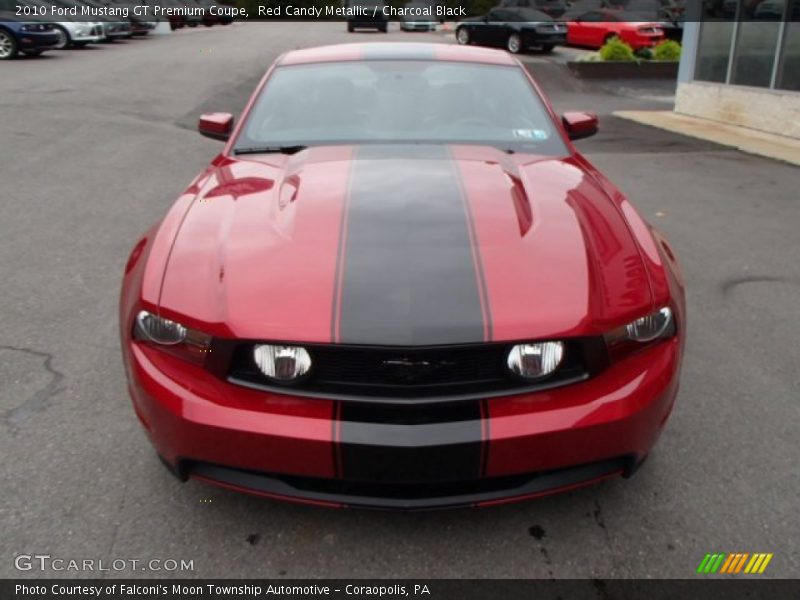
left=697, top=553, right=773, bottom=574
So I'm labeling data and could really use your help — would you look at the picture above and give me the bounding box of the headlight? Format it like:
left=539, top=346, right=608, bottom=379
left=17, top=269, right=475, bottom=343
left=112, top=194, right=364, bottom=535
left=135, top=311, right=186, bottom=345
left=253, top=344, right=312, bottom=383
left=134, top=311, right=212, bottom=364
left=626, top=307, right=673, bottom=342
left=605, top=306, right=676, bottom=361
left=507, top=341, right=564, bottom=380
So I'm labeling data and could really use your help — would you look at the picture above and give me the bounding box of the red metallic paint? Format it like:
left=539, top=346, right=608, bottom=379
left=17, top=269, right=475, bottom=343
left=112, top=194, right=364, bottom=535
left=485, top=338, right=680, bottom=477
left=120, top=43, right=686, bottom=508
left=157, top=146, right=355, bottom=342
left=128, top=343, right=338, bottom=478
left=198, top=112, right=234, bottom=140
left=566, top=20, right=665, bottom=50
left=451, top=148, right=654, bottom=341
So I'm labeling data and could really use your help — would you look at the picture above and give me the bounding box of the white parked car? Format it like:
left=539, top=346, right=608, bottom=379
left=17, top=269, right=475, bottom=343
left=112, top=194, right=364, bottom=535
left=51, top=20, right=106, bottom=48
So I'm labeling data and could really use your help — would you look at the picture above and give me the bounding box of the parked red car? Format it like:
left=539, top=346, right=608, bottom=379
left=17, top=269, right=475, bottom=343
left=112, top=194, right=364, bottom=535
left=566, top=10, right=665, bottom=48
left=120, top=43, right=685, bottom=510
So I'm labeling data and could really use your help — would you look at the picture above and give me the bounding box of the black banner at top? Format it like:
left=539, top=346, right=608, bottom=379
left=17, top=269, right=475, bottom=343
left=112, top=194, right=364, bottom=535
left=2, top=0, right=800, bottom=23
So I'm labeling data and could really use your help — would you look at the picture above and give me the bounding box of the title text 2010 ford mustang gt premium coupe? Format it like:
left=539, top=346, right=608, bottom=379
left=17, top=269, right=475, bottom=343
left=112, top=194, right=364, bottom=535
left=120, top=43, right=685, bottom=510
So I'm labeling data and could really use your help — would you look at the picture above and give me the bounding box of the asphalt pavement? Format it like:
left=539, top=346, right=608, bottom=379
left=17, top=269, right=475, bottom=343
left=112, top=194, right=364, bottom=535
left=1, top=22, right=798, bottom=579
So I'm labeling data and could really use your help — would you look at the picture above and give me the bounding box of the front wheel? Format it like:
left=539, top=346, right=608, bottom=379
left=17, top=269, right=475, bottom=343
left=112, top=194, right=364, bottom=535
left=0, top=29, right=17, bottom=60
left=507, top=32, right=522, bottom=54
left=455, top=27, right=470, bottom=45
left=53, top=25, right=70, bottom=50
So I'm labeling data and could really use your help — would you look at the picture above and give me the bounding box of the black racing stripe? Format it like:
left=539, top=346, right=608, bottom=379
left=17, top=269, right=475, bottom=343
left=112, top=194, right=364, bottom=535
left=330, top=155, right=357, bottom=344
left=450, top=146, right=493, bottom=342
left=337, top=144, right=486, bottom=346
left=339, top=401, right=483, bottom=483
left=336, top=144, right=486, bottom=482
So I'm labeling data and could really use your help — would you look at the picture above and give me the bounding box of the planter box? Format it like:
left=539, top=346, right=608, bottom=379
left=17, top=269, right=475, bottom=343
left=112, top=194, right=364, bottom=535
left=567, top=61, right=679, bottom=79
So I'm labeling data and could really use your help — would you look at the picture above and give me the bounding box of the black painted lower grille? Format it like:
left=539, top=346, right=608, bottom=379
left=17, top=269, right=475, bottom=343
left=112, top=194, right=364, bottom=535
left=187, top=457, right=631, bottom=509
left=228, top=339, right=606, bottom=403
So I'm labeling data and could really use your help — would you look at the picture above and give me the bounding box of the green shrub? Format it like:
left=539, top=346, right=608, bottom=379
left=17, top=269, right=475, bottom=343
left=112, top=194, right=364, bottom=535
left=598, top=38, right=636, bottom=62
left=635, top=47, right=654, bottom=60
left=653, top=40, right=682, bottom=62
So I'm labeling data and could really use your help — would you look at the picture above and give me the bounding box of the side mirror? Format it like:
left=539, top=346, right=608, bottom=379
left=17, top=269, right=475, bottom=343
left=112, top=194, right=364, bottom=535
left=562, top=111, right=598, bottom=140
left=198, top=112, right=234, bottom=141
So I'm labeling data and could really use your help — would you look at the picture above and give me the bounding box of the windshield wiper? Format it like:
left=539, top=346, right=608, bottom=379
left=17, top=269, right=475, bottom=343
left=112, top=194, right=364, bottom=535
left=234, top=145, right=308, bottom=156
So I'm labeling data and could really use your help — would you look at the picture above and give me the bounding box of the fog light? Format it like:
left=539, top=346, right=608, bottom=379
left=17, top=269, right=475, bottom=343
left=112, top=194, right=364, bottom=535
left=253, top=344, right=312, bottom=382
left=507, top=342, right=564, bottom=380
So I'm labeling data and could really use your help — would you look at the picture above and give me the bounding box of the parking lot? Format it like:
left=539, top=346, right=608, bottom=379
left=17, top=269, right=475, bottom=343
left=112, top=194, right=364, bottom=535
left=1, top=22, right=798, bottom=579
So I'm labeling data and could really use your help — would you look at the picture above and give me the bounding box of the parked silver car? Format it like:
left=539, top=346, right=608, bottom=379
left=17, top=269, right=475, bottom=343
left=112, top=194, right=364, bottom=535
left=3, top=0, right=105, bottom=47
left=48, top=0, right=133, bottom=41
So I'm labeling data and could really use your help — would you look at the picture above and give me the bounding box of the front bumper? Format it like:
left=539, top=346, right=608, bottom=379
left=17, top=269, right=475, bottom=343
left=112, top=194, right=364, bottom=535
left=523, top=31, right=567, bottom=47
left=68, top=24, right=105, bottom=43
left=127, top=334, right=680, bottom=509
left=18, top=31, right=60, bottom=50
left=129, top=21, right=156, bottom=34
left=103, top=22, right=133, bottom=38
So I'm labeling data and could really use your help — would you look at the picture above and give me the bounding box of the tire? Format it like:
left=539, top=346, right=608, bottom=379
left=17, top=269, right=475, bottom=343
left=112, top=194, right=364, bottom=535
left=455, top=26, right=470, bottom=45
left=540, top=43, right=554, bottom=53
left=73, top=41, right=88, bottom=48
left=507, top=32, right=522, bottom=54
left=379, top=24, right=387, bottom=33
left=0, top=29, right=17, bottom=60
left=53, top=25, right=70, bottom=50
left=347, top=22, right=354, bottom=32
left=22, top=49, right=43, bottom=56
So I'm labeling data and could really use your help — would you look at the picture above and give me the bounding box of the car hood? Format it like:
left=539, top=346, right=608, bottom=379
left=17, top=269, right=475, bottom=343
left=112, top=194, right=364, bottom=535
left=158, top=144, right=652, bottom=345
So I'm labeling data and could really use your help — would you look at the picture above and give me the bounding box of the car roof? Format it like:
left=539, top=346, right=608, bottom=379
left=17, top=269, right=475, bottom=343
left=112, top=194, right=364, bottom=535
left=278, top=43, right=519, bottom=67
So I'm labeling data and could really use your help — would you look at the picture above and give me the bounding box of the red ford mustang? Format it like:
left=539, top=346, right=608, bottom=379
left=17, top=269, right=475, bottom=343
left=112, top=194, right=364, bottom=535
left=120, top=43, right=685, bottom=510
left=566, top=11, right=665, bottom=49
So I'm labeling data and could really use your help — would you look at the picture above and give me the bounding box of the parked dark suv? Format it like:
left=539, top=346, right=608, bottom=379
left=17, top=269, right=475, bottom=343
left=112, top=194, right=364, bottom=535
left=498, top=0, right=569, bottom=18
left=346, top=0, right=388, bottom=32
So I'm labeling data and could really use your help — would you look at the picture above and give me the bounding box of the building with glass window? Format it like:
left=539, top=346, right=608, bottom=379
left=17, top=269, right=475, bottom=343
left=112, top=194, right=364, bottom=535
left=676, top=3, right=800, bottom=139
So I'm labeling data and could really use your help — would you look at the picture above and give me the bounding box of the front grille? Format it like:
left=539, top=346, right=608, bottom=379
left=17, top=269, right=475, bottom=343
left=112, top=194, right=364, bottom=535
left=227, top=339, right=607, bottom=403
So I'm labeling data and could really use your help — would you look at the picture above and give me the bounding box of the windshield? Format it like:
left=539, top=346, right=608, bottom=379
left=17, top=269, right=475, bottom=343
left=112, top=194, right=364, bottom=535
left=236, top=61, right=567, bottom=155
